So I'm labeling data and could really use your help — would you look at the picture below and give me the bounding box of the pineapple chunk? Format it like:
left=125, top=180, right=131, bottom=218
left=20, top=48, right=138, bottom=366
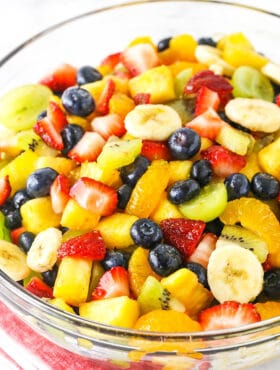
left=150, top=192, right=182, bottom=224
left=20, top=197, right=61, bottom=234
left=35, top=156, right=76, bottom=175
left=223, top=45, right=268, bottom=69
left=80, top=162, right=121, bottom=188
left=61, top=199, right=100, bottom=230
left=79, top=296, right=139, bottom=328
left=53, top=257, right=92, bottom=306
left=48, top=297, right=75, bottom=314
left=217, top=32, right=254, bottom=51
left=169, top=34, right=197, bottom=62
left=129, top=65, right=176, bottom=104
left=109, top=92, right=135, bottom=119
left=168, top=160, right=192, bottom=185
left=258, top=137, right=280, bottom=180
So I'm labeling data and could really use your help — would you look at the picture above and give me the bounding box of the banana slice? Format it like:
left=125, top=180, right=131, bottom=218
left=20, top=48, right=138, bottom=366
left=225, top=98, right=280, bottom=133
left=261, top=62, right=280, bottom=85
left=124, top=104, right=182, bottom=141
left=195, top=45, right=235, bottom=76
left=207, top=242, right=263, bottom=303
left=27, top=227, right=62, bottom=272
left=0, top=240, right=30, bottom=281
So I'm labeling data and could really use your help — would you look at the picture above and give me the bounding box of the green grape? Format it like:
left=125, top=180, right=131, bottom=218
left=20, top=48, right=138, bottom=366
left=0, top=211, right=11, bottom=242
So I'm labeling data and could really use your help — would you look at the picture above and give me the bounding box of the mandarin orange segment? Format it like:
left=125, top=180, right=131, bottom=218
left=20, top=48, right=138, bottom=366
left=125, top=159, right=169, bottom=218
left=255, top=301, right=280, bottom=320
left=220, top=198, right=280, bottom=255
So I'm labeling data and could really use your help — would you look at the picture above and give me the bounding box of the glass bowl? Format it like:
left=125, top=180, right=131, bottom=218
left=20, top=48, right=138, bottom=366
left=1, top=1, right=280, bottom=369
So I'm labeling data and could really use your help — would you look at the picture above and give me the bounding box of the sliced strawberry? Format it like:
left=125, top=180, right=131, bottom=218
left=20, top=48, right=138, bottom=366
left=25, top=277, right=53, bottom=299
left=0, top=175, right=11, bottom=206
left=160, top=218, right=206, bottom=261
left=47, top=101, right=68, bottom=132
left=10, top=226, right=26, bottom=245
left=195, top=86, right=220, bottom=116
left=262, top=254, right=272, bottom=272
left=201, top=145, right=246, bottom=178
left=96, top=78, right=116, bottom=115
left=68, top=132, right=105, bottom=163
left=134, top=93, right=151, bottom=105
left=141, top=140, right=172, bottom=161
left=91, top=113, right=126, bottom=140
left=275, top=94, right=280, bottom=107
left=186, top=108, right=226, bottom=141
left=92, top=266, right=130, bottom=300
left=70, top=177, right=118, bottom=216
left=100, top=52, right=122, bottom=71
left=58, top=230, right=106, bottom=260
left=188, top=233, right=217, bottom=268
left=39, top=63, right=77, bottom=93
left=50, top=174, right=70, bottom=214
left=199, top=301, right=261, bottom=330
left=121, top=43, right=159, bottom=77
left=113, top=68, right=131, bottom=79
left=185, top=70, right=233, bottom=106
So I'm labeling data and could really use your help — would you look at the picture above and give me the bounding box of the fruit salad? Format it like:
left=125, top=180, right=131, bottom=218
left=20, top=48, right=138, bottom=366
left=0, top=32, right=280, bottom=333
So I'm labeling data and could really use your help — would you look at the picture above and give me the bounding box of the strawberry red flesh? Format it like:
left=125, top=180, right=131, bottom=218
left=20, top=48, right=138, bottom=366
left=47, top=101, right=68, bottom=132
left=39, top=63, right=77, bottom=93
left=25, top=276, right=54, bottom=299
left=96, top=78, right=115, bottom=115
left=0, top=175, right=11, bottom=206
left=275, top=94, right=280, bottom=107
left=58, top=230, right=106, bottom=260
left=50, top=174, right=70, bottom=214
left=92, top=266, right=130, bottom=300
left=160, top=218, right=206, bottom=261
left=134, top=93, right=151, bottom=105
left=195, top=86, right=220, bottom=116
left=68, top=132, right=105, bottom=163
left=188, top=232, right=217, bottom=268
left=100, top=52, right=122, bottom=70
left=69, top=177, right=118, bottom=216
left=91, top=113, right=126, bottom=140
left=141, top=140, right=172, bottom=161
left=199, top=301, right=261, bottom=330
left=10, top=226, right=26, bottom=245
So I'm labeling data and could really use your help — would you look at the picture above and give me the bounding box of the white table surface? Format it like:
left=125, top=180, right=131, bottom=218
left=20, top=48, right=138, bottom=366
left=0, top=1, right=280, bottom=369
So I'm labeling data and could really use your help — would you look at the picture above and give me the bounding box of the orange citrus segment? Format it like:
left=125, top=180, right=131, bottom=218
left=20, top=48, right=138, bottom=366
left=255, top=301, right=280, bottom=321
left=134, top=309, right=201, bottom=332
left=220, top=198, right=280, bottom=254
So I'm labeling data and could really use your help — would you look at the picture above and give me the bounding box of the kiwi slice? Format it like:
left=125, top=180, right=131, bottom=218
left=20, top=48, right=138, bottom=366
left=218, top=224, right=269, bottom=263
left=0, top=211, right=11, bottom=242
left=232, top=66, right=274, bottom=102
left=216, top=124, right=255, bottom=156
left=174, top=68, right=193, bottom=98
left=166, top=98, right=195, bottom=124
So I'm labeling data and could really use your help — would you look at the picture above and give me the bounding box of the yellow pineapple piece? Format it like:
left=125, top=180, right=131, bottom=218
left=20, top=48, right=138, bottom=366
left=20, top=197, right=61, bottom=234
left=240, top=152, right=262, bottom=180
left=61, top=199, right=100, bottom=230
left=217, top=32, right=254, bottom=51
left=223, top=45, right=268, bottom=69
left=168, top=160, right=192, bottom=185
left=53, top=256, right=92, bottom=306
left=109, top=92, right=135, bottom=119
left=79, top=296, right=139, bottom=328
left=66, top=115, right=90, bottom=130
left=96, top=212, right=138, bottom=249
left=129, top=65, right=176, bottom=104
left=161, top=268, right=213, bottom=317
left=35, top=156, right=76, bottom=175
left=150, top=191, right=182, bottom=224
left=169, top=61, right=207, bottom=77
left=169, top=34, right=197, bottom=62
left=255, top=301, right=280, bottom=320
left=80, top=161, right=121, bottom=188
left=109, top=76, right=129, bottom=95
left=258, top=137, right=280, bottom=180
left=83, top=80, right=107, bottom=102
left=48, top=297, right=76, bottom=314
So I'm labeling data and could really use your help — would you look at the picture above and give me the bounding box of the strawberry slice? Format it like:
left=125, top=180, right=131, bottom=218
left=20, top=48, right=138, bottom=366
left=186, top=108, right=226, bottom=141
left=275, top=94, right=280, bottom=107
left=188, top=233, right=217, bottom=268
left=185, top=70, right=233, bottom=106
left=0, top=175, right=11, bottom=206
left=39, top=63, right=77, bottom=93
left=100, top=52, right=122, bottom=71
left=160, top=218, right=206, bottom=261
left=58, top=230, right=106, bottom=260
left=91, top=113, right=126, bottom=140
left=201, top=145, right=246, bottom=178
left=134, top=93, right=151, bottom=105
left=141, top=140, right=172, bottom=161
left=199, top=301, right=261, bottom=330
left=96, top=78, right=116, bottom=115
left=10, top=226, right=26, bottom=245
left=92, top=266, right=130, bottom=300
left=121, top=43, right=159, bottom=77
left=262, top=254, right=272, bottom=272
left=194, top=86, right=220, bottom=116
left=25, top=277, right=53, bottom=299
left=50, top=174, right=70, bottom=214
left=47, top=101, right=68, bottom=132
left=68, top=132, right=106, bottom=163
left=69, top=177, right=118, bottom=216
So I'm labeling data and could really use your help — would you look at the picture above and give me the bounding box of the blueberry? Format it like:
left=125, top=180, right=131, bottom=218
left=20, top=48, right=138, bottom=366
left=5, top=209, right=22, bottom=229
left=168, top=128, right=201, bottom=160
left=101, top=250, right=129, bottom=270
left=117, top=184, right=133, bottom=209
left=168, top=179, right=200, bottom=204
left=120, top=155, right=150, bottom=187
left=37, top=110, right=47, bottom=120
left=0, top=199, right=15, bottom=216
left=77, top=65, right=103, bottom=85
left=26, top=167, right=58, bottom=198
left=18, top=231, right=36, bottom=253
left=59, top=226, right=69, bottom=234
left=205, top=218, right=224, bottom=236
left=263, top=269, right=280, bottom=299
left=62, top=87, right=95, bottom=117
left=12, top=189, right=32, bottom=208
left=251, top=172, right=280, bottom=200
left=191, top=159, right=213, bottom=186
left=61, top=124, right=84, bottom=156
left=42, top=265, right=58, bottom=287
left=197, top=37, right=217, bottom=47
left=148, top=243, right=183, bottom=277
left=185, top=262, right=209, bottom=288
left=157, top=37, right=172, bottom=52
left=130, top=218, right=162, bottom=249
left=224, top=173, right=250, bottom=201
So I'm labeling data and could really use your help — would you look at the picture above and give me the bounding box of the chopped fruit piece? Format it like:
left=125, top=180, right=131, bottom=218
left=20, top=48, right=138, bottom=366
left=58, top=231, right=106, bottom=260
left=36, top=156, right=76, bottom=176
left=48, top=297, right=75, bottom=314
left=10, top=226, right=26, bottom=245
left=168, top=160, right=192, bottom=185
left=134, top=93, right=151, bottom=105
left=199, top=301, right=261, bottom=330
left=61, top=199, right=100, bottom=230
left=91, top=113, right=126, bottom=140
left=201, top=145, right=246, bottom=177
left=141, top=140, right=172, bottom=161
left=258, top=137, right=280, bottom=180
left=47, top=101, right=68, bottom=131
left=223, top=45, right=268, bottom=69
left=96, top=78, right=115, bottom=115
left=195, top=87, right=220, bottom=116
left=169, top=34, right=197, bottom=62
left=92, top=266, right=130, bottom=300
left=109, top=92, right=135, bottom=119
left=99, top=52, right=122, bottom=73
left=275, top=94, right=280, bottom=107
left=255, top=301, right=280, bottom=320
left=68, top=132, right=106, bottom=163
left=160, top=218, right=205, bottom=261
left=121, top=43, right=159, bottom=77
left=188, top=233, right=217, bottom=268
left=0, top=175, right=11, bottom=206
left=50, top=174, right=70, bottom=214
left=26, top=276, right=53, bottom=299
left=39, top=63, right=77, bottom=93
left=150, top=191, right=183, bottom=223
left=80, top=162, right=121, bottom=188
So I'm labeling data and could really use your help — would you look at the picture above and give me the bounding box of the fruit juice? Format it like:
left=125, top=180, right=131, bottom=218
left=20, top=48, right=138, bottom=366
left=0, top=32, right=280, bottom=333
